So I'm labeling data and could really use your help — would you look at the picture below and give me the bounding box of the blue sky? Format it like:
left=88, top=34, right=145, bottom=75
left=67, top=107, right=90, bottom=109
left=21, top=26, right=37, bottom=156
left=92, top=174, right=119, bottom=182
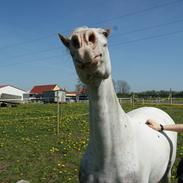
left=0, top=0, right=183, bottom=92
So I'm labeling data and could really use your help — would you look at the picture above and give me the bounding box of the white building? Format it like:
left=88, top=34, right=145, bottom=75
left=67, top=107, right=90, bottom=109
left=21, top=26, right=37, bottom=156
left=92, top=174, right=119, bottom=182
left=0, top=85, right=26, bottom=101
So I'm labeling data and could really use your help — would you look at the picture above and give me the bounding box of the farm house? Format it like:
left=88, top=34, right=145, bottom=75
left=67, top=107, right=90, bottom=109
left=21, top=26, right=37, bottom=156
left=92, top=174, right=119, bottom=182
left=0, top=85, right=26, bottom=103
left=30, top=84, right=66, bottom=103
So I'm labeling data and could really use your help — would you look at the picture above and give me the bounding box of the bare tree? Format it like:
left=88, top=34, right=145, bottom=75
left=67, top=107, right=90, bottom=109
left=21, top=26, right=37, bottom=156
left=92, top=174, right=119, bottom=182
left=75, top=78, right=87, bottom=93
left=116, top=80, right=130, bottom=94
left=112, top=79, right=117, bottom=93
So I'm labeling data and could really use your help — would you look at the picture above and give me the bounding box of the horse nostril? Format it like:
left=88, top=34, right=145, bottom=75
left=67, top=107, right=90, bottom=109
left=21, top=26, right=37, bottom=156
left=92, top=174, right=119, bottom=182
left=88, top=33, right=95, bottom=44
left=71, top=35, right=80, bottom=49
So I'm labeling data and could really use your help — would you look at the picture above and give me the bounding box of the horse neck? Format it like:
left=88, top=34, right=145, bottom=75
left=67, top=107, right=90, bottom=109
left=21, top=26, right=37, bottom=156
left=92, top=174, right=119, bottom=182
left=87, top=76, right=133, bottom=168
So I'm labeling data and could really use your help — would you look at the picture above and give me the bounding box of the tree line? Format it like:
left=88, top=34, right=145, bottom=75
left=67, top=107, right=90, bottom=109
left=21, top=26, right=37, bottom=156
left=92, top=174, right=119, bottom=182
left=134, top=90, right=183, bottom=98
left=76, top=78, right=183, bottom=98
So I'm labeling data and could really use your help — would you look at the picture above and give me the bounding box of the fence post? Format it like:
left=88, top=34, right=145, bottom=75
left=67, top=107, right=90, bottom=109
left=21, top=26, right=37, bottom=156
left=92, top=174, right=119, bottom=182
left=130, top=97, right=132, bottom=105
left=57, top=91, right=60, bottom=135
left=132, top=93, right=135, bottom=109
left=169, top=88, right=173, bottom=105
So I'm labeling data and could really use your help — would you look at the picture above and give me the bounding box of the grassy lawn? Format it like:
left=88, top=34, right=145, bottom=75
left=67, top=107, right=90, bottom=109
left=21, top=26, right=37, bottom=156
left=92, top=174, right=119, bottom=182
left=0, top=103, right=183, bottom=182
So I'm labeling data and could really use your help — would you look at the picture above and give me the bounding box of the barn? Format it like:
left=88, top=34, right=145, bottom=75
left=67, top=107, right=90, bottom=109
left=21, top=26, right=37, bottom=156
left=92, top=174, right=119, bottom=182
left=30, top=84, right=66, bottom=103
left=30, top=84, right=60, bottom=94
left=0, top=85, right=26, bottom=103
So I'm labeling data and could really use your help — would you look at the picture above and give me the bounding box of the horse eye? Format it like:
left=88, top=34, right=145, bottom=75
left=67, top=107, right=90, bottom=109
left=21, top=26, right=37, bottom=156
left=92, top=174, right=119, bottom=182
left=71, top=36, right=80, bottom=49
left=103, top=32, right=108, bottom=38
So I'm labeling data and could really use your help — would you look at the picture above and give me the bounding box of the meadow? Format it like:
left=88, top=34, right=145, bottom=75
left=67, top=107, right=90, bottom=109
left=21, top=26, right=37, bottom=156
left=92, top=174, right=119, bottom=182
left=0, top=103, right=183, bottom=183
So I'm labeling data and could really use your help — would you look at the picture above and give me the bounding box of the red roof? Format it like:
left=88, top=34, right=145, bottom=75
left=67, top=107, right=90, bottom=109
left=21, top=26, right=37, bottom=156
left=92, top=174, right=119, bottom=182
left=79, top=87, right=88, bottom=94
left=30, top=84, right=59, bottom=94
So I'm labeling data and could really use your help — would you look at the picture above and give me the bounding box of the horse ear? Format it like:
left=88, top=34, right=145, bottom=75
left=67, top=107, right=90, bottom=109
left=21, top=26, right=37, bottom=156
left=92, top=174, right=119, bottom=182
left=103, top=28, right=111, bottom=38
left=58, top=33, right=70, bottom=48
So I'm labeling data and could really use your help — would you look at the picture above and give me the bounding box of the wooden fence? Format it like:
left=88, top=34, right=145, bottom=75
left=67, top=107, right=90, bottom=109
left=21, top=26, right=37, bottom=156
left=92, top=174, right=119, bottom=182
left=118, top=97, right=183, bottom=105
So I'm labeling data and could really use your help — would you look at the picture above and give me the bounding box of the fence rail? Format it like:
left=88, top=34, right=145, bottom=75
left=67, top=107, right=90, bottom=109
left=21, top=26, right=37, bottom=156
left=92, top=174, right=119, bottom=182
left=118, top=97, right=183, bottom=105
left=1, top=97, right=183, bottom=105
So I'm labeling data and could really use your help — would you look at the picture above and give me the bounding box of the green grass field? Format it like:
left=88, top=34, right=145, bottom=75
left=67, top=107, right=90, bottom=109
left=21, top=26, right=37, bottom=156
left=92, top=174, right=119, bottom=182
left=0, top=103, right=183, bottom=183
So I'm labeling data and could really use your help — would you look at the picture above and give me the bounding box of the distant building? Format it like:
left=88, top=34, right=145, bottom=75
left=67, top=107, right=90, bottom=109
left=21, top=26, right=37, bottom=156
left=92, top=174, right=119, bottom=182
left=0, top=85, right=26, bottom=103
left=43, top=90, right=66, bottom=103
left=78, top=87, right=88, bottom=101
left=29, top=84, right=66, bottom=103
left=66, top=91, right=79, bottom=102
left=66, top=89, right=88, bottom=102
left=30, top=84, right=60, bottom=94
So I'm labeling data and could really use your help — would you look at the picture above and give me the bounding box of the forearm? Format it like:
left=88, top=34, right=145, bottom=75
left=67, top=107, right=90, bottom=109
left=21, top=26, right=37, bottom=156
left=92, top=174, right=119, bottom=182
left=163, top=124, right=183, bottom=132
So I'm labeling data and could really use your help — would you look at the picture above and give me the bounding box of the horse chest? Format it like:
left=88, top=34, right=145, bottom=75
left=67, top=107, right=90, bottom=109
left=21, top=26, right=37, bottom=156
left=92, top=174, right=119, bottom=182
left=79, top=148, right=140, bottom=183
left=79, top=170, right=139, bottom=183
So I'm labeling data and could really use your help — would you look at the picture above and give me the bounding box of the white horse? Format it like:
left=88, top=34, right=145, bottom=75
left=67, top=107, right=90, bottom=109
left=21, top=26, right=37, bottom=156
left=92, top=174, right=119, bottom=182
left=58, top=27, right=177, bottom=183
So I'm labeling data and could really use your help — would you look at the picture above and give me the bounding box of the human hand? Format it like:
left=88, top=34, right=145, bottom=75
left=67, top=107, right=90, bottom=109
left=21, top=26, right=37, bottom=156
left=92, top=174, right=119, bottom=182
left=145, top=119, right=161, bottom=131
